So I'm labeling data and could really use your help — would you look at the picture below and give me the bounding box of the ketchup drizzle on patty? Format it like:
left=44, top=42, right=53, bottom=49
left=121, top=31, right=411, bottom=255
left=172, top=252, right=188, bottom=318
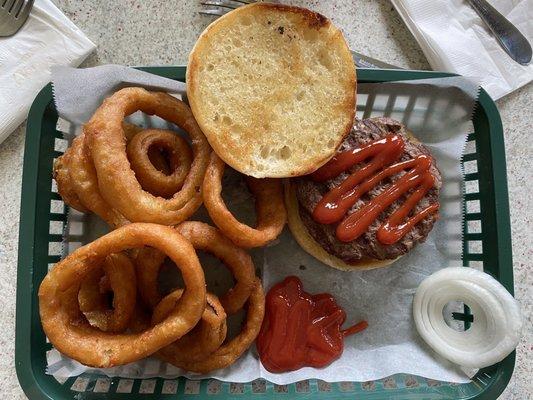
left=311, top=134, right=439, bottom=244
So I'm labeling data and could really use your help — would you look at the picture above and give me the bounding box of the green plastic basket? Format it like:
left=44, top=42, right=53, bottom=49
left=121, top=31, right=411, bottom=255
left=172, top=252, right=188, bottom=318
left=16, top=67, right=514, bottom=399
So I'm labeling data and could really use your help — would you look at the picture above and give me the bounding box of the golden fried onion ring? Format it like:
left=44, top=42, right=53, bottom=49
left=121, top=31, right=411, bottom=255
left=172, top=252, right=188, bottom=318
left=55, top=121, right=202, bottom=228
left=153, top=289, right=227, bottom=363
left=127, top=129, right=193, bottom=198
left=135, top=221, right=256, bottom=315
left=53, top=151, right=88, bottom=213
left=78, top=252, right=137, bottom=333
left=202, top=153, right=287, bottom=248
left=53, top=123, right=141, bottom=221
left=67, top=135, right=129, bottom=228
left=39, top=223, right=206, bottom=368
left=84, top=88, right=210, bottom=225
left=167, top=279, right=265, bottom=373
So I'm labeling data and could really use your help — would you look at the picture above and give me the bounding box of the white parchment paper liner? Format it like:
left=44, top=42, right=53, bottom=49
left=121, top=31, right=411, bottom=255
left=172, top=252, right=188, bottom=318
left=47, top=65, right=480, bottom=384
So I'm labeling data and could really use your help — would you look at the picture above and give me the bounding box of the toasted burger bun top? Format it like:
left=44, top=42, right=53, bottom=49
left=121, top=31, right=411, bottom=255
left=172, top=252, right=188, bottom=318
left=187, top=3, right=356, bottom=178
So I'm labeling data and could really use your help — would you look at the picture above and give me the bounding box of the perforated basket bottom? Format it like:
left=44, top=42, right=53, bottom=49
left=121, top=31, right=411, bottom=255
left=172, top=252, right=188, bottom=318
left=64, top=374, right=477, bottom=397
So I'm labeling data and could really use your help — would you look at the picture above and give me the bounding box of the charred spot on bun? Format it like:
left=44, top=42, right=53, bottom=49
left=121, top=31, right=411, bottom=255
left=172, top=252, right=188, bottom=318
left=285, top=117, right=442, bottom=271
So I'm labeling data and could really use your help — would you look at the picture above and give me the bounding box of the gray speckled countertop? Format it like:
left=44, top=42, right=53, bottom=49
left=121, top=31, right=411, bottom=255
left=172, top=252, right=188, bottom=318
left=0, top=0, right=530, bottom=398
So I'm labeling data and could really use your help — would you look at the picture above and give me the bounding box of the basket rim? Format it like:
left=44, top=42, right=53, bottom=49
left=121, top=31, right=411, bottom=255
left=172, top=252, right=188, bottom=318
left=15, top=67, right=514, bottom=400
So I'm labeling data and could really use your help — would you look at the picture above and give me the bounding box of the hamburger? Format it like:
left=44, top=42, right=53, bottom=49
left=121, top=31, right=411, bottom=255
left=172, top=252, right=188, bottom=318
left=285, top=117, right=442, bottom=271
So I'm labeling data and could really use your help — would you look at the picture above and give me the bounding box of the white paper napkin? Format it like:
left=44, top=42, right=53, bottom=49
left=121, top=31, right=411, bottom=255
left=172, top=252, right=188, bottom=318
left=0, top=0, right=95, bottom=144
left=391, top=0, right=532, bottom=99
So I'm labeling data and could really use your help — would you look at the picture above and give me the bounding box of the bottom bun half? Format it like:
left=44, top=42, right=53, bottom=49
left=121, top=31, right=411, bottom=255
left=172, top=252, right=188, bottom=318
left=284, top=180, right=398, bottom=272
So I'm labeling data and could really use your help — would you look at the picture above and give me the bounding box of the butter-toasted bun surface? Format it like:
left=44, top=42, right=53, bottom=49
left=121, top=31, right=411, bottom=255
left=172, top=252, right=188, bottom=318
left=187, top=3, right=356, bottom=178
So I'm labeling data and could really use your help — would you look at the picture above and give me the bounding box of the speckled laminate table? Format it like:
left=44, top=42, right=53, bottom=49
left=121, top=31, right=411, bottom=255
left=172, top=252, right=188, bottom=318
left=0, top=1, right=530, bottom=398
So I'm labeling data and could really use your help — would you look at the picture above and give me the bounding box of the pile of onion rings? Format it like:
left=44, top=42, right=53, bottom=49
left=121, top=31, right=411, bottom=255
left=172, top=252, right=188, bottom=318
left=54, top=88, right=208, bottom=227
left=136, top=221, right=256, bottom=314
left=82, top=87, right=210, bottom=225
left=45, top=87, right=283, bottom=373
left=133, top=221, right=264, bottom=372
left=39, top=221, right=264, bottom=371
left=39, top=223, right=207, bottom=367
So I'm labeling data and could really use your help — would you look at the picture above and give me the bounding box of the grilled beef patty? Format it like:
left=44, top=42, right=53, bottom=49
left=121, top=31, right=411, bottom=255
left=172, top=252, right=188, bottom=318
left=294, top=117, right=441, bottom=262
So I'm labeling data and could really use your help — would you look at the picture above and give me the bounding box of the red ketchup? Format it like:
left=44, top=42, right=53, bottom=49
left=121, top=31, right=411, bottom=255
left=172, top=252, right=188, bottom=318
left=311, top=134, right=439, bottom=244
left=257, top=276, right=368, bottom=373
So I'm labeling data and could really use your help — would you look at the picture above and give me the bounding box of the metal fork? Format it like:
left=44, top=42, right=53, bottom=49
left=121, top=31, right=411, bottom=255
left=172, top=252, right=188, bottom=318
left=200, top=0, right=254, bottom=16
left=199, top=0, right=400, bottom=69
left=0, top=0, right=34, bottom=37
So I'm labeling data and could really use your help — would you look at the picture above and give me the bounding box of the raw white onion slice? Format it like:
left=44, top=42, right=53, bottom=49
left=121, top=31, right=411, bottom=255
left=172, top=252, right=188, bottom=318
left=413, top=267, right=522, bottom=368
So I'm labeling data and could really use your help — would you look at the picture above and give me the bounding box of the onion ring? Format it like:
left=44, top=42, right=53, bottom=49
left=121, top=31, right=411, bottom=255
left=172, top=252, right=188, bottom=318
left=135, top=221, right=256, bottom=315
left=84, top=87, right=210, bottom=225
left=202, top=152, right=286, bottom=248
left=78, top=252, right=137, bottom=333
left=67, top=134, right=129, bottom=228
left=53, top=151, right=88, bottom=213
left=153, top=289, right=227, bottom=363
left=168, top=279, right=265, bottom=373
left=53, top=123, right=140, bottom=225
left=125, top=126, right=204, bottom=222
left=39, top=223, right=206, bottom=368
left=123, top=123, right=173, bottom=176
left=133, top=248, right=165, bottom=309
left=127, top=129, right=193, bottom=198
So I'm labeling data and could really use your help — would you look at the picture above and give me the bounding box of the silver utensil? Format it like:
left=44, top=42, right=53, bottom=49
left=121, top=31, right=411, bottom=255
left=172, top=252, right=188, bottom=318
left=467, top=0, right=531, bottom=65
left=0, top=0, right=34, bottom=37
left=199, top=0, right=253, bottom=15
left=199, top=0, right=400, bottom=69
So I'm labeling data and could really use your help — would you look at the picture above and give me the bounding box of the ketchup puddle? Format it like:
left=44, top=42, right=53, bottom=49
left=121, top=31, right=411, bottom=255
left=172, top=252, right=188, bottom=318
left=257, top=276, right=367, bottom=373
